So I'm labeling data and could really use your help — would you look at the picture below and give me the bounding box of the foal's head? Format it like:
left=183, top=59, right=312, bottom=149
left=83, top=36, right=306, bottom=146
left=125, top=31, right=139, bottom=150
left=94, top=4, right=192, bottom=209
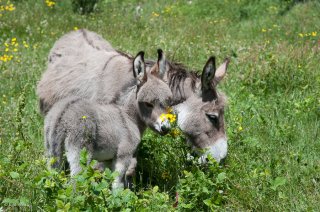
left=132, top=50, right=173, bottom=135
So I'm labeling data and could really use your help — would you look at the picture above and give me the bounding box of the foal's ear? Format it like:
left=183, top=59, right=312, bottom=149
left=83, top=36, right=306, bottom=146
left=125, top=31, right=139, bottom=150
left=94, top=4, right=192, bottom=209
left=151, top=49, right=168, bottom=78
left=133, top=51, right=147, bottom=83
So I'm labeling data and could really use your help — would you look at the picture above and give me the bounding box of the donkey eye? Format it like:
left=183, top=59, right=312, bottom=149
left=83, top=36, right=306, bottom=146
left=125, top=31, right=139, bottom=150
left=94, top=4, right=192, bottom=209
left=144, top=102, right=154, bottom=109
left=159, top=103, right=166, bottom=109
left=206, top=113, right=219, bottom=126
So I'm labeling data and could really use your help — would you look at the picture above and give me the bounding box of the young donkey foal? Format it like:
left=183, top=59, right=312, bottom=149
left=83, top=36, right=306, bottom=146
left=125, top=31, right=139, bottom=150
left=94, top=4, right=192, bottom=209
left=45, top=52, right=172, bottom=188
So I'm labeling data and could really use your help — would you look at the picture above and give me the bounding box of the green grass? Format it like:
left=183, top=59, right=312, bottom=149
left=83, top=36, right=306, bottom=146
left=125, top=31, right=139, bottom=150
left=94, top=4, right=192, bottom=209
left=1, top=0, right=319, bottom=210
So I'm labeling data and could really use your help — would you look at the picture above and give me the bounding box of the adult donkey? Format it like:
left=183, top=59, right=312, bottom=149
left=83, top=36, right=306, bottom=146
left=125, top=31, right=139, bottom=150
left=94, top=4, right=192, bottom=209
left=37, top=29, right=230, bottom=163
left=45, top=51, right=172, bottom=188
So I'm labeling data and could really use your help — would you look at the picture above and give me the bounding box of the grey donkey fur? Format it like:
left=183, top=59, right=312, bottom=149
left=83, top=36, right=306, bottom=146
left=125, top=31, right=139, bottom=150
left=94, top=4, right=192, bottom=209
left=174, top=57, right=229, bottom=163
left=37, top=29, right=230, bottom=163
left=45, top=52, right=172, bottom=188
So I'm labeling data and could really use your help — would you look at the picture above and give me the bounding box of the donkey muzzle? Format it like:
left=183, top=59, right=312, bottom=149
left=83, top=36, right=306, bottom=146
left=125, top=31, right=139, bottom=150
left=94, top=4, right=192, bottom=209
left=198, top=137, right=228, bottom=164
left=154, top=117, right=171, bottom=135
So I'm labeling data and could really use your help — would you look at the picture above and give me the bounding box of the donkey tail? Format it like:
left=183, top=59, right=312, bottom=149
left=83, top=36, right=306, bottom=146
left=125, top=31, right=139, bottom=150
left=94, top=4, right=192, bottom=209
left=45, top=123, right=66, bottom=170
left=44, top=98, right=79, bottom=170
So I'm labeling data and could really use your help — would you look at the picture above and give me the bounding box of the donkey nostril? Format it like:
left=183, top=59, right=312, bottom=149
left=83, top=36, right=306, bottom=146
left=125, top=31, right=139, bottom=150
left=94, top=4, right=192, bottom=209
left=161, top=125, right=170, bottom=134
left=219, top=156, right=227, bottom=165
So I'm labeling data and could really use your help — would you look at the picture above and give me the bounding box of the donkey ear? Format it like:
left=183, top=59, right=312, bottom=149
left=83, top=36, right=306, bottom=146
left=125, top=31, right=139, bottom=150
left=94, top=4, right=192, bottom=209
left=151, top=49, right=168, bottom=78
left=157, top=49, right=167, bottom=78
left=214, top=57, right=230, bottom=83
left=133, top=51, right=147, bottom=82
left=201, top=56, right=216, bottom=92
left=201, top=56, right=218, bottom=102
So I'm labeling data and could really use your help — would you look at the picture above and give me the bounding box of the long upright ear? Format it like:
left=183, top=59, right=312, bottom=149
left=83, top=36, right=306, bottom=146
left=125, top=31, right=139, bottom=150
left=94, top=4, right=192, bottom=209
left=157, top=49, right=167, bottom=78
left=150, top=49, right=168, bottom=78
left=214, top=57, right=230, bottom=83
left=201, top=56, right=216, bottom=92
left=201, top=56, right=217, bottom=102
left=133, top=51, right=147, bottom=83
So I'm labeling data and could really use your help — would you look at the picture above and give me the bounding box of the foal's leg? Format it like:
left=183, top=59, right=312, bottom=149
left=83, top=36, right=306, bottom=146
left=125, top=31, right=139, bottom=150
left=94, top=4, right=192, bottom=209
left=125, top=157, right=137, bottom=189
left=93, top=161, right=112, bottom=172
left=65, top=144, right=83, bottom=176
left=112, top=156, right=132, bottom=189
left=45, top=119, right=66, bottom=171
left=65, top=134, right=93, bottom=176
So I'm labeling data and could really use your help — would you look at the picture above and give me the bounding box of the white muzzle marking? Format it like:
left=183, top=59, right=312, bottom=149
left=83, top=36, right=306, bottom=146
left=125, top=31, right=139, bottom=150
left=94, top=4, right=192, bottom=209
left=199, top=137, right=228, bottom=163
left=154, top=117, right=170, bottom=134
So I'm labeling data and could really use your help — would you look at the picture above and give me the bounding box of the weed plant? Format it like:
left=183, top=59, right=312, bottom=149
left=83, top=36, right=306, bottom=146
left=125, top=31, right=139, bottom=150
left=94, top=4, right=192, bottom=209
left=0, top=0, right=319, bottom=210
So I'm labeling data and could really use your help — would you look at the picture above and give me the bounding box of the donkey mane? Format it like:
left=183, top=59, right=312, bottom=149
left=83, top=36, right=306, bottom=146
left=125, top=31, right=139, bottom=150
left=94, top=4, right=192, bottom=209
left=167, top=61, right=199, bottom=96
left=115, top=50, right=133, bottom=59
left=144, top=58, right=199, bottom=105
left=80, top=28, right=199, bottom=105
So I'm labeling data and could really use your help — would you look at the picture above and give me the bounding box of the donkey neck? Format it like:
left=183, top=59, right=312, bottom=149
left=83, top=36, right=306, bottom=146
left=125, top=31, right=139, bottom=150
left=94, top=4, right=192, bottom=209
left=115, top=84, right=147, bottom=135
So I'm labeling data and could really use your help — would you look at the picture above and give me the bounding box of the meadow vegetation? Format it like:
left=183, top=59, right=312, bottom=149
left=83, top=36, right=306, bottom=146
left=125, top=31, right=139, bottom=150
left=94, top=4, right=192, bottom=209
left=0, top=0, right=319, bottom=210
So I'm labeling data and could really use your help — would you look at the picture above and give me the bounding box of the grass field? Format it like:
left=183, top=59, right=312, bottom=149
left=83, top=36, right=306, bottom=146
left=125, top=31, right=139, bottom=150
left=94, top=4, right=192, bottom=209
left=1, top=0, right=319, bottom=211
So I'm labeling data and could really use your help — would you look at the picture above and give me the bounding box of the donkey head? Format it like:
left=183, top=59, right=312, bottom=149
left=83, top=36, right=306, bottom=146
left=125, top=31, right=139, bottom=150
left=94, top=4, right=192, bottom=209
left=175, top=57, right=230, bottom=163
left=133, top=50, right=173, bottom=135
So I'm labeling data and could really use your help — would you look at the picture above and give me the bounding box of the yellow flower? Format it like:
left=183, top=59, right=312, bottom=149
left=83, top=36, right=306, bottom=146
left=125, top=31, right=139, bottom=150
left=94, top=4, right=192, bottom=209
left=152, top=11, right=160, bottom=17
left=171, top=128, right=181, bottom=137
left=49, top=157, right=57, bottom=166
left=167, top=114, right=176, bottom=123
left=261, top=28, right=267, bottom=33
left=238, top=126, right=243, bottom=132
left=166, top=107, right=173, bottom=114
left=159, top=113, right=176, bottom=123
left=311, top=31, right=317, bottom=37
left=5, top=3, right=15, bottom=11
left=161, top=171, right=170, bottom=180
left=164, top=6, right=172, bottom=13
left=159, top=114, right=166, bottom=122
left=298, top=33, right=304, bottom=38
left=23, top=41, right=29, bottom=48
left=82, top=115, right=87, bottom=119
left=45, top=0, right=56, bottom=7
left=74, top=27, right=78, bottom=31
left=0, top=54, right=13, bottom=62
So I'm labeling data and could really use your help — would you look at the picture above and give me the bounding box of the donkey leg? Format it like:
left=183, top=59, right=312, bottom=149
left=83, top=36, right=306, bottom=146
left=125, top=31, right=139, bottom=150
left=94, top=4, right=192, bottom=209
left=64, top=133, right=93, bottom=176
left=93, top=161, right=106, bottom=172
left=93, top=161, right=112, bottom=172
left=112, top=156, right=131, bottom=189
left=125, top=157, right=137, bottom=189
left=45, top=121, right=66, bottom=171
left=65, top=145, right=82, bottom=176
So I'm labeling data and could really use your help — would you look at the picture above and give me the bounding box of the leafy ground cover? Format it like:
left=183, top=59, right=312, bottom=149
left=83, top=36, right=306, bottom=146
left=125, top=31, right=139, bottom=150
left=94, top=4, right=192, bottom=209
left=0, top=0, right=319, bottom=210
